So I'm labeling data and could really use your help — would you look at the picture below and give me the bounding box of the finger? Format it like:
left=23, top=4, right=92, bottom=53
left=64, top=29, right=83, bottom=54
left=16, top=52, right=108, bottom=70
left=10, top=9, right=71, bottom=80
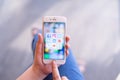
left=65, top=49, right=69, bottom=57
left=52, top=61, right=61, bottom=80
left=65, top=35, right=70, bottom=57
left=65, top=44, right=70, bottom=49
left=65, top=35, right=70, bottom=43
left=61, top=76, right=69, bottom=80
left=35, top=33, right=43, bottom=58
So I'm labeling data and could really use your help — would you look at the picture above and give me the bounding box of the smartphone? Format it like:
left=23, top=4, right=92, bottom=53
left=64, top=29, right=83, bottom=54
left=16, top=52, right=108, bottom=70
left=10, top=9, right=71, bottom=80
left=42, top=16, right=66, bottom=64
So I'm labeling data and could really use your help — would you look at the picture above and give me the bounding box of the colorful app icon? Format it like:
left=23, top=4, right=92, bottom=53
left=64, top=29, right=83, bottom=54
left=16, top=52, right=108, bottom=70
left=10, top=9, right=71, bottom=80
left=52, top=39, right=56, bottom=43
left=44, top=54, right=49, bottom=59
left=57, top=39, right=63, bottom=43
left=52, top=33, right=56, bottom=38
left=57, top=34, right=63, bottom=38
left=45, top=48, right=49, bottom=53
left=46, top=33, right=51, bottom=38
left=52, top=43, right=58, bottom=49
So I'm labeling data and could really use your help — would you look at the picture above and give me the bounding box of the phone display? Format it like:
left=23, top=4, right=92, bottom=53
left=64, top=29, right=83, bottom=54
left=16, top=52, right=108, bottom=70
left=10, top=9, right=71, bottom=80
left=43, top=22, right=65, bottom=60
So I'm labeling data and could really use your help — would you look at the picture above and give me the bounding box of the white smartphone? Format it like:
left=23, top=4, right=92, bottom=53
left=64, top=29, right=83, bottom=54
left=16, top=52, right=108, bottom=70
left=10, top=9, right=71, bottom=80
left=42, top=16, right=67, bottom=64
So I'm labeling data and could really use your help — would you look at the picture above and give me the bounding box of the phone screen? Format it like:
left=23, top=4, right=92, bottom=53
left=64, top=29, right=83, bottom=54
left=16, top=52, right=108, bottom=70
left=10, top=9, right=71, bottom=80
left=43, top=22, right=65, bottom=60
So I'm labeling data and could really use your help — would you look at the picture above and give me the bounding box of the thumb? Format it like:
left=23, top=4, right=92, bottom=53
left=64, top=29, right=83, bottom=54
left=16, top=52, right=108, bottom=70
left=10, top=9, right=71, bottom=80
left=35, top=33, right=43, bottom=57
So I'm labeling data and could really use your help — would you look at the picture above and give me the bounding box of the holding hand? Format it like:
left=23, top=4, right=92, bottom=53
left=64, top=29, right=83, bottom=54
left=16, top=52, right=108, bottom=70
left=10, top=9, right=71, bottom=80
left=17, top=33, right=70, bottom=80
left=32, top=33, right=70, bottom=77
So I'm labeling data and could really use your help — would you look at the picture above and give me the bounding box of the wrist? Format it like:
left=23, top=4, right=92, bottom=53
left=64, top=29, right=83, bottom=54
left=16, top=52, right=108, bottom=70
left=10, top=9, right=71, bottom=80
left=31, top=64, right=46, bottom=80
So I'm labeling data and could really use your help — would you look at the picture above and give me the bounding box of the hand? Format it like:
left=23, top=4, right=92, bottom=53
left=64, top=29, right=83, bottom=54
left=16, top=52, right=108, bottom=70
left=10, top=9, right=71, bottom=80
left=32, top=33, right=70, bottom=79
left=17, top=33, right=70, bottom=80
left=52, top=61, right=68, bottom=80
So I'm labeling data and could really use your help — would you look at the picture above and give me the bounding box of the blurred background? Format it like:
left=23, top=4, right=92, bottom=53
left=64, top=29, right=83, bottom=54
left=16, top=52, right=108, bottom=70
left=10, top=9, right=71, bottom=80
left=0, top=0, right=120, bottom=80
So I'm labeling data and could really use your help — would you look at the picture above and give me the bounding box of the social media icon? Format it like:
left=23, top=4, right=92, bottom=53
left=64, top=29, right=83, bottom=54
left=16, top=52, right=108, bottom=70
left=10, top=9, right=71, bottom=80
left=52, top=33, right=56, bottom=38
left=46, top=33, right=51, bottom=38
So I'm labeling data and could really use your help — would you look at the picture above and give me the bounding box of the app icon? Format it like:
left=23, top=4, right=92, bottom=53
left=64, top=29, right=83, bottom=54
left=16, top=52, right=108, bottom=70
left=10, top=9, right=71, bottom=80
left=46, top=43, right=52, bottom=49
left=52, top=39, right=56, bottom=43
left=58, top=39, right=63, bottom=43
left=46, top=38, right=51, bottom=43
left=44, top=54, right=49, bottom=59
left=45, top=48, right=49, bottom=53
left=46, top=33, right=51, bottom=38
left=58, top=39, right=61, bottom=43
left=57, top=34, right=61, bottom=38
left=52, top=33, right=56, bottom=38
left=58, top=54, right=63, bottom=59
left=52, top=43, right=57, bottom=49
left=58, top=44, right=62, bottom=49
left=52, top=44, right=56, bottom=47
